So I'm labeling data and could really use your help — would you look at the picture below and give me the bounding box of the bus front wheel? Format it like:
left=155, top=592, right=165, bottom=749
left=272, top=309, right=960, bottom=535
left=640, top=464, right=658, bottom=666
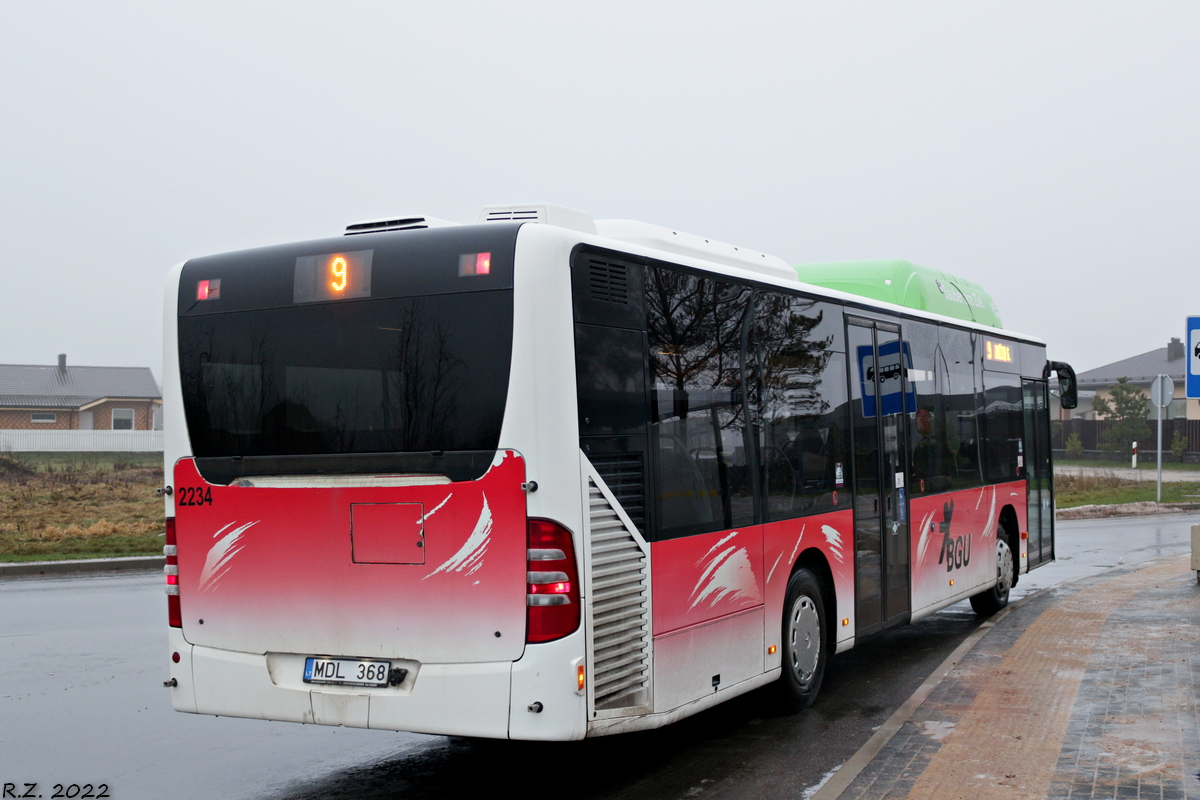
left=969, top=530, right=1014, bottom=617
left=779, top=568, right=827, bottom=711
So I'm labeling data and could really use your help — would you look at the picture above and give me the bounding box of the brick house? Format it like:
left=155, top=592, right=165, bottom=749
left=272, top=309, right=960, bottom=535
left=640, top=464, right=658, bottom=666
left=0, top=354, right=161, bottom=430
left=1074, top=337, right=1195, bottom=421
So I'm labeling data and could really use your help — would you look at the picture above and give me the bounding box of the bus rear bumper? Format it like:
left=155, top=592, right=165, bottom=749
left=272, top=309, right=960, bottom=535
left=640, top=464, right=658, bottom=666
left=180, top=642, right=515, bottom=738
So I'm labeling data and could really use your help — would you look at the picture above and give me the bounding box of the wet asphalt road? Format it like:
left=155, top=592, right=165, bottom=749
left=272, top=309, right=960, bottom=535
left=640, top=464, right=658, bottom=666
left=1, top=513, right=1194, bottom=800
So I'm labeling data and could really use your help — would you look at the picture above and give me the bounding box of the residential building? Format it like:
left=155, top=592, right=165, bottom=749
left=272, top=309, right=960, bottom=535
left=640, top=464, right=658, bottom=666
left=1073, top=337, right=1192, bottom=420
left=0, top=354, right=162, bottom=430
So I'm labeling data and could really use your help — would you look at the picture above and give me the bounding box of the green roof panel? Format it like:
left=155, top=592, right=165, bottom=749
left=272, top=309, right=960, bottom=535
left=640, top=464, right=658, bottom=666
left=791, top=259, right=1002, bottom=328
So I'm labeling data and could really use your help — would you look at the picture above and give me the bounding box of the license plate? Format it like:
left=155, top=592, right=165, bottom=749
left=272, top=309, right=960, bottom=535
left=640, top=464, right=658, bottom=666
left=303, top=657, right=391, bottom=687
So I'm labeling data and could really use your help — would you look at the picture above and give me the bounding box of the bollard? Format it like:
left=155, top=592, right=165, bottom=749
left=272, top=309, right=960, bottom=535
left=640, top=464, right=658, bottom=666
left=1193, top=525, right=1200, bottom=584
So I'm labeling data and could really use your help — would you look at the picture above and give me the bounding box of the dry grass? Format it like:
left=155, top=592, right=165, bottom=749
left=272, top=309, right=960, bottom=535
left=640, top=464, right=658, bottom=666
left=1055, top=470, right=1200, bottom=509
left=0, top=454, right=164, bottom=561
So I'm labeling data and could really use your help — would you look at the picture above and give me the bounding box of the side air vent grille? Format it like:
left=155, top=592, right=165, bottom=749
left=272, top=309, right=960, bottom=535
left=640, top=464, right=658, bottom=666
left=590, top=454, right=644, bottom=533
left=587, top=258, right=630, bottom=305
left=588, top=479, right=651, bottom=712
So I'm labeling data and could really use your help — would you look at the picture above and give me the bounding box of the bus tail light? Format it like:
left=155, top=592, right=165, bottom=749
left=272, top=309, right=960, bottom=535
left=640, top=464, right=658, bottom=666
left=165, top=518, right=181, bottom=628
left=526, top=519, right=580, bottom=644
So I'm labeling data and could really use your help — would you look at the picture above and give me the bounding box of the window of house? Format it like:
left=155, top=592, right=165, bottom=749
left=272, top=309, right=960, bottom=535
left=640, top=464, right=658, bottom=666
left=31, top=412, right=56, bottom=424
left=112, top=408, right=135, bottom=430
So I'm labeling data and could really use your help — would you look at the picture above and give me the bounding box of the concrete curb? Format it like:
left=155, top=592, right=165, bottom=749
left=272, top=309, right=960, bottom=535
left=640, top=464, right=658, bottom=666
left=0, top=555, right=164, bottom=578
left=1057, top=501, right=1200, bottom=520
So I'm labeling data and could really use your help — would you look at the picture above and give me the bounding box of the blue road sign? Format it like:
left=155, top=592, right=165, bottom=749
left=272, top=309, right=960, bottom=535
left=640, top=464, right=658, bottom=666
left=1188, top=317, right=1200, bottom=399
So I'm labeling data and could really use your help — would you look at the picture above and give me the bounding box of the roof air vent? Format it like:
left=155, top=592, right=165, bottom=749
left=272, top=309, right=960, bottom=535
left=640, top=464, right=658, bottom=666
left=477, top=203, right=597, bottom=234
left=344, top=215, right=460, bottom=236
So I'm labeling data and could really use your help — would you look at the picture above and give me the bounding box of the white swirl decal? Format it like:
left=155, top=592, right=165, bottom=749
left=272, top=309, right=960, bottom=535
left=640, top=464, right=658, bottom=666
left=821, top=525, right=845, bottom=563
left=688, top=533, right=762, bottom=610
left=425, top=495, right=491, bottom=579
left=199, top=520, right=258, bottom=593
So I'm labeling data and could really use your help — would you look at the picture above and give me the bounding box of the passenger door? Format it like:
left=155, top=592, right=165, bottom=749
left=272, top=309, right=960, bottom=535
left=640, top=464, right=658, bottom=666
left=848, top=318, right=912, bottom=635
left=1023, top=379, right=1054, bottom=566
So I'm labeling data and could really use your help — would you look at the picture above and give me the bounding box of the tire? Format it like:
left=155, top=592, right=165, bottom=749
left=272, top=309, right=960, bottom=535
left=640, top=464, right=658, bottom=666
left=969, top=528, right=1014, bottom=617
left=778, top=568, right=827, bottom=711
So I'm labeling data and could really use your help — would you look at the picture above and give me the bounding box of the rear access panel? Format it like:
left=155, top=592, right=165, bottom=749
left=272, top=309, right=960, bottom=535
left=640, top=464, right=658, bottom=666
left=351, top=503, right=425, bottom=565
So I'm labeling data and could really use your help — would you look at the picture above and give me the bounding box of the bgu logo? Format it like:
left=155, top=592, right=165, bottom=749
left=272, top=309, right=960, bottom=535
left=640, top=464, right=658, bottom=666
left=937, top=500, right=971, bottom=571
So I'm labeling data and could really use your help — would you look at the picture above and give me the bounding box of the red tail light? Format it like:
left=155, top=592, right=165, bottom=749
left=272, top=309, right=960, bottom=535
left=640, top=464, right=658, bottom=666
left=526, top=519, right=580, bottom=643
left=164, top=517, right=181, bottom=628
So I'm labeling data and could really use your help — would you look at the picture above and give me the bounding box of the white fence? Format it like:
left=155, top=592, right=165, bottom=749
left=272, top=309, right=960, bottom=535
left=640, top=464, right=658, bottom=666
left=0, top=429, right=163, bottom=452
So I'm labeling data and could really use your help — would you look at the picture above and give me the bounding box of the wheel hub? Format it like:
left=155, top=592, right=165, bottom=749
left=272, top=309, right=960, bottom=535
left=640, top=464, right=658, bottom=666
left=996, top=539, right=1013, bottom=592
left=788, top=596, right=820, bottom=686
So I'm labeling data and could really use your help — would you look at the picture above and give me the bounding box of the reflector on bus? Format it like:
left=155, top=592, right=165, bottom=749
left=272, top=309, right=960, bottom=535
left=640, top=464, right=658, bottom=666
left=459, top=252, right=492, bottom=276
left=196, top=279, right=220, bottom=301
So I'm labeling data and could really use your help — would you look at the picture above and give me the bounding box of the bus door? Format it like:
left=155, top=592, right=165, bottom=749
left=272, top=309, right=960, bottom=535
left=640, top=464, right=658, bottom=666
left=1022, top=379, right=1054, bottom=566
left=848, top=319, right=912, bottom=635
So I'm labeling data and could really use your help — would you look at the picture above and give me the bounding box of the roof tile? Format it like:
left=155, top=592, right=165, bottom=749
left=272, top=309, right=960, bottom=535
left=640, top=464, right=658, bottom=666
left=0, top=364, right=160, bottom=409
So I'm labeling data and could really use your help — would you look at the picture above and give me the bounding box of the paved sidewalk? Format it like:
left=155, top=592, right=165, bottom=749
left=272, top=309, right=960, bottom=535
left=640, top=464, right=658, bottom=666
left=819, top=554, right=1200, bottom=800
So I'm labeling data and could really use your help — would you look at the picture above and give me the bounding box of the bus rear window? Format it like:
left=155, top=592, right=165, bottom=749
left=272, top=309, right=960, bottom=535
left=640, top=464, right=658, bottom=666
left=179, top=291, right=513, bottom=478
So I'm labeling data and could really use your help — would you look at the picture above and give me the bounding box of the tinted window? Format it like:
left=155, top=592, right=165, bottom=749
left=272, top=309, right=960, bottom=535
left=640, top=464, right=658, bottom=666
left=575, top=324, right=647, bottom=437
left=755, top=292, right=848, bottom=520
left=907, top=320, right=953, bottom=495
left=938, top=325, right=982, bottom=489
left=647, top=267, right=754, bottom=537
left=980, top=371, right=1025, bottom=483
left=180, top=292, right=513, bottom=464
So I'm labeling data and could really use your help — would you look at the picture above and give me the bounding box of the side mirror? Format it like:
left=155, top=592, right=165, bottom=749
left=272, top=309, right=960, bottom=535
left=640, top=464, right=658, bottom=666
left=1043, top=360, right=1078, bottom=409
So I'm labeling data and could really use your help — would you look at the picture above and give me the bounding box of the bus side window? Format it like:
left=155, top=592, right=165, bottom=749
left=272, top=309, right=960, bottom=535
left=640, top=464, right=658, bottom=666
left=905, top=320, right=949, bottom=495
left=754, top=291, right=847, bottom=521
left=939, top=325, right=982, bottom=489
left=647, top=267, right=754, bottom=538
left=980, top=371, right=1026, bottom=482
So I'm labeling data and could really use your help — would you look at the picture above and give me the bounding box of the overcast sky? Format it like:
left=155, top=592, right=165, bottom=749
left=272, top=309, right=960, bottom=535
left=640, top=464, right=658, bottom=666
left=1, top=2, right=1196, bottom=380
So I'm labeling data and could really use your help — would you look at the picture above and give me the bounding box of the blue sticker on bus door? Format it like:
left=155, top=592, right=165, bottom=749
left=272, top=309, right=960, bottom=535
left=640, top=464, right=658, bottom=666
left=857, top=340, right=916, bottom=417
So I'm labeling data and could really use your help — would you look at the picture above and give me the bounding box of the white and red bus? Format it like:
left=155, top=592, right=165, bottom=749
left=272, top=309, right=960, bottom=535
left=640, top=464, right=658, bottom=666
left=162, top=204, right=1077, bottom=739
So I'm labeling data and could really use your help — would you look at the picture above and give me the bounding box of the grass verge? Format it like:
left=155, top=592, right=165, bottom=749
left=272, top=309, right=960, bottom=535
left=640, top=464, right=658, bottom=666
left=1055, top=472, right=1200, bottom=508
left=0, top=453, right=164, bottom=562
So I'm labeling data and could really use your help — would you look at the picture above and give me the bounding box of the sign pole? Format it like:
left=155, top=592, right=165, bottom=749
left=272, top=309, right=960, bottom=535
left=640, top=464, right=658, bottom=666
left=1151, top=373, right=1175, bottom=504
left=1158, top=397, right=1163, bottom=503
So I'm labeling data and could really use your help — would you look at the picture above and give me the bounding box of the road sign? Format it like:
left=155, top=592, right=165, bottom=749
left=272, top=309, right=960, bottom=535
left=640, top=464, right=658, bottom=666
left=1152, top=372, right=1175, bottom=503
left=1151, top=374, right=1175, bottom=408
left=1188, top=317, right=1200, bottom=398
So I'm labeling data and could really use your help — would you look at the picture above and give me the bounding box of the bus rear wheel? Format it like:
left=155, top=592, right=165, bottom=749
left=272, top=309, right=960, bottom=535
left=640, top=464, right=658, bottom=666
left=779, top=568, right=827, bottom=711
left=969, top=530, right=1014, bottom=617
